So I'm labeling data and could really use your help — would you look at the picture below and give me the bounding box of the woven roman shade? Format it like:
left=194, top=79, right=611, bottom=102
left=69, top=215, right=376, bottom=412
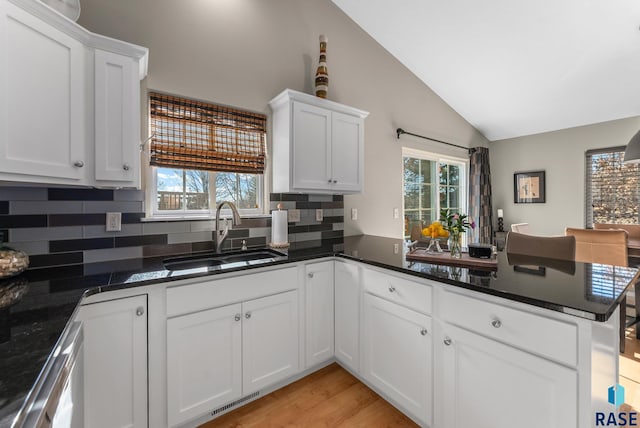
left=149, top=93, right=266, bottom=174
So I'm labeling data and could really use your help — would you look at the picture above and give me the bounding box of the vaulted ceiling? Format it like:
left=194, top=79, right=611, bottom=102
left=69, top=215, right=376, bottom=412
left=332, top=0, right=640, bottom=141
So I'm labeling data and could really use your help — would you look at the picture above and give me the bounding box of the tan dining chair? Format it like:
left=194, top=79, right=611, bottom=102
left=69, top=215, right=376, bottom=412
left=565, top=227, right=629, bottom=352
left=510, top=223, right=531, bottom=234
left=505, top=231, right=575, bottom=260
left=593, top=223, right=640, bottom=341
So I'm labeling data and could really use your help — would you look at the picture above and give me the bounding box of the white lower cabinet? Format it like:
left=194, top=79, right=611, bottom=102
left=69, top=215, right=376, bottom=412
left=167, top=290, right=299, bottom=427
left=362, top=293, right=433, bottom=426
left=304, top=261, right=334, bottom=368
left=334, top=260, right=360, bottom=372
left=438, top=323, right=578, bottom=428
left=242, top=291, right=299, bottom=394
left=166, top=303, right=242, bottom=426
left=76, top=294, right=148, bottom=428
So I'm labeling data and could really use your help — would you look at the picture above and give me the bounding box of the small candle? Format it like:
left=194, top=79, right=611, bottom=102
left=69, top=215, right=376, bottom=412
left=497, top=209, right=504, bottom=218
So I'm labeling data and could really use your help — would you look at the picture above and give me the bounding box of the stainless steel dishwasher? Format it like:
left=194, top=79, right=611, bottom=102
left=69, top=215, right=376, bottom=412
left=12, top=321, right=84, bottom=427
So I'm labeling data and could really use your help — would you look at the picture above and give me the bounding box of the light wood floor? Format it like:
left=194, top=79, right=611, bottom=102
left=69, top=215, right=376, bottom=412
left=620, top=323, right=640, bottom=412
left=200, top=363, right=418, bottom=428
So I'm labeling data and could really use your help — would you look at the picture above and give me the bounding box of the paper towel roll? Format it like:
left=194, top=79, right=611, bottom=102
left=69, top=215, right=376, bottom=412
left=271, top=210, right=288, bottom=246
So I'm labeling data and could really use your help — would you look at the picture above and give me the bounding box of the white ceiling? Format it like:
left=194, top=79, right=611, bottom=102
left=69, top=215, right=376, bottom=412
left=332, top=0, right=640, bottom=141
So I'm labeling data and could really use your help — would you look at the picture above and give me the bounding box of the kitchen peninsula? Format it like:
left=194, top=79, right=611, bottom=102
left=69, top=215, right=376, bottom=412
left=1, top=235, right=636, bottom=428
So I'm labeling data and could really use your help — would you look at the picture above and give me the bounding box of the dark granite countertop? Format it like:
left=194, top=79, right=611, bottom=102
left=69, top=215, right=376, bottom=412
left=1, top=234, right=638, bottom=427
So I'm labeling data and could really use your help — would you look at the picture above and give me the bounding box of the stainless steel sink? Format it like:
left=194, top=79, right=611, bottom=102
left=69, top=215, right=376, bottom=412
left=163, top=248, right=288, bottom=271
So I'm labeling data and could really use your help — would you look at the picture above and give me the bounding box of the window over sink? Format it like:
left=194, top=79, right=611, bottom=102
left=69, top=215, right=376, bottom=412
left=147, top=92, right=266, bottom=218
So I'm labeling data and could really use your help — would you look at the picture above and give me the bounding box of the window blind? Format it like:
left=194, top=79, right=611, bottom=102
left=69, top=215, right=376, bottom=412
left=585, top=146, right=639, bottom=227
left=149, top=93, right=266, bottom=174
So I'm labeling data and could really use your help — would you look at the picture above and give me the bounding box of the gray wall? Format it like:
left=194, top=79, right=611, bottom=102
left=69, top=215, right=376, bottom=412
left=78, top=0, right=488, bottom=239
left=490, top=116, right=640, bottom=236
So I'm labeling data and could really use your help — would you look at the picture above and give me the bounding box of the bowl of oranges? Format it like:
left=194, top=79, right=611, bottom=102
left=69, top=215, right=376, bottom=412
left=421, top=221, right=450, bottom=253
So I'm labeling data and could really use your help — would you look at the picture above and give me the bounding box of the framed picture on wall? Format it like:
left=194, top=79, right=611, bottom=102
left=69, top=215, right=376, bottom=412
left=513, top=171, right=545, bottom=203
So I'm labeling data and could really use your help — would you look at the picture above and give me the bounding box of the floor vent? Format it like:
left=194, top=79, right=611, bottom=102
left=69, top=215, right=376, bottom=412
left=210, top=391, right=260, bottom=416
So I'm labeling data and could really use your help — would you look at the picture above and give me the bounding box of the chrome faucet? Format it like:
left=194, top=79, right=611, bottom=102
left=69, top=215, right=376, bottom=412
left=214, top=201, right=242, bottom=253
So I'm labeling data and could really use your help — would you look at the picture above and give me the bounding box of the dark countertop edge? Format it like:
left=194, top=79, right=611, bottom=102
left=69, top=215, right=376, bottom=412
left=75, top=251, right=630, bottom=322
left=337, top=254, right=634, bottom=322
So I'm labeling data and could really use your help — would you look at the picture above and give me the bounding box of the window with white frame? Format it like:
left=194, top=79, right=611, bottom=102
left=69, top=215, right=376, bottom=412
left=148, top=93, right=266, bottom=217
left=585, top=146, right=639, bottom=227
left=403, top=148, right=468, bottom=238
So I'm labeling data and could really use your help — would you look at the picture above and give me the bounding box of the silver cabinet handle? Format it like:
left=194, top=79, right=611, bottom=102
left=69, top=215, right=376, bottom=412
left=123, top=163, right=130, bottom=171
left=491, top=318, right=502, bottom=328
left=443, top=337, right=452, bottom=346
left=234, top=314, right=241, bottom=322
left=388, top=285, right=396, bottom=293
left=245, top=312, right=252, bottom=319
left=420, top=328, right=428, bottom=336
left=73, top=161, right=84, bottom=168
left=136, top=306, right=144, bottom=316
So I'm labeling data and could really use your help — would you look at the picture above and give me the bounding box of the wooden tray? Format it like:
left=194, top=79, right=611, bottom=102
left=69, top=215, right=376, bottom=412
left=406, top=248, right=498, bottom=269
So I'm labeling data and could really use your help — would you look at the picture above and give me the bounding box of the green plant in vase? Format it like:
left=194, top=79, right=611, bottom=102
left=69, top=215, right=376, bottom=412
left=439, top=208, right=475, bottom=258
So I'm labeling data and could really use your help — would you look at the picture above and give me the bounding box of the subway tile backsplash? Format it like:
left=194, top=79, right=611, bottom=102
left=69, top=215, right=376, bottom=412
left=0, top=187, right=344, bottom=269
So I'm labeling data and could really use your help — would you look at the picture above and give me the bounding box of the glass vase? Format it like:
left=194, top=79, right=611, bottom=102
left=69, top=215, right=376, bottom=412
left=449, top=232, right=462, bottom=258
left=426, top=238, right=443, bottom=253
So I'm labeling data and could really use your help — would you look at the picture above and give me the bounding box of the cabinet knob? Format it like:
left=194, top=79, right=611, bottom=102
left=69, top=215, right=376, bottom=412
left=327, top=179, right=332, bottom=183
left=123, top=163, right=130, bottom=171
left=136, top=306, right=144, bottom=316
left=491, top=318, right=502, bottom=328
left=443, top=337, right=452, bottom=346
left=332, top=180, right=337, bottom=183
left=420, top=328, right=428, bottom=336
left=388, top=285, right=396, bottom=293
left=245, top=312, right=252, bottom=319
left=234, top=314, right=241, bottom=322
left=308, top=272, right=314, bottom=278
left=73, top=161, right=84, bottom=168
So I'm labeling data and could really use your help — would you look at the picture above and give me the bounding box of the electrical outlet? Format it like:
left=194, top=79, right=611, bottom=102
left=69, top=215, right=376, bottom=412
left=351, top=208, right=358, bottom=220
left=316, top=209, right=323, bottom=222
left=393, top=243, right=400, bottom=254
left=106, top=212, right=121, bottom=232
left=393, top=207, right=399, bottom=219
left=288, top=209, right=300, bottom=223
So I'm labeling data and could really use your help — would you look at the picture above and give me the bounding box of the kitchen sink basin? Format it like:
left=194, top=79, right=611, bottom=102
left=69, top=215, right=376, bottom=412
left=163, top=248, right=288, bottom=271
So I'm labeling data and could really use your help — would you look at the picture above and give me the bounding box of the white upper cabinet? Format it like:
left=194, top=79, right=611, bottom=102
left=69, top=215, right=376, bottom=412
left=94, top=49, right=140, bottom=185
left=0, top=0, right=148, bottom=188
left=0, top=1, right=85, bottom=182
left=269, top=89, right=368, bottom=194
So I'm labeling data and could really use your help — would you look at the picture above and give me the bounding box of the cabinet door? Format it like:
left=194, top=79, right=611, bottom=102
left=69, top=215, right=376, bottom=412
left=94, top=49, right=139, bottom=185
left=362, top=293, right=432, bottom=426
left=0, top=2, right=85, bottom=181
left=166, top=304, right=242, bottom=427
left=438, top=323, right=578, bottom=428
left=305, top=261, right=334, bottom=368
left=243, top=290, right=299, bottom=394
left=292, top=101, right=331, bottom=191
left=334, top=261, right=360, bottom=372
left=331, top=112, right=363, bottom=192
left=77, top=295, right=147, bottom=428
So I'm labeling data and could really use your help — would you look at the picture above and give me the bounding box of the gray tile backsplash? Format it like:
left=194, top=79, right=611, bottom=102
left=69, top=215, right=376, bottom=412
left=0, top=188, right=344, bottom=268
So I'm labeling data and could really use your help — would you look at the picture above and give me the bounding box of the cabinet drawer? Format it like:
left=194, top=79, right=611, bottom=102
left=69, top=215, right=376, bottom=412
left=166, top=266, right=298, bottom=317
left=442, top=291, right=578, bottom=366
left=363, top=268, right=432, bottom=314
